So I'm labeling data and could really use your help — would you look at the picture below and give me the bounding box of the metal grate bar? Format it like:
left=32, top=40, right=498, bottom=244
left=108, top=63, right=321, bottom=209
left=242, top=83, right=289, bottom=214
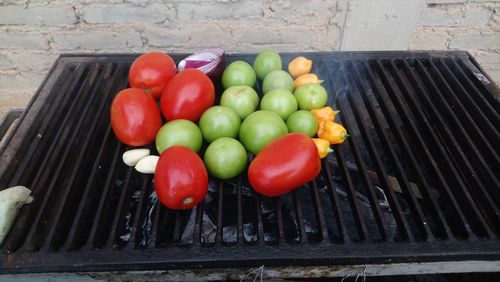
left=2, top=65, right=85, bottom=251
left=308, top=179, right=331, bottom=243
left=438, top=59, right=500, bottom=147
left=0, top=110, right=22, bottom=157
left=396, top=59, right=494, bottom=238
left=374, top=59, right=474, bottom=238
left=215, top=182, right=224, bottom=245
left=179, top=210, right=194, bottom=245
left=325, top=155, right=365, bottom=242
left=275, top=197, right=286, bottom=244
left=199, top=190, right=214, bottom=246
left=85, top=142, right=124, bottom=249
left=109, top=146, right=153, bottom=249
left=108, top=167, right=134, bottom=249
left=21, top=64, right=103, bottom=251
left=28, top=64, right=106, bottom=250
left=193, top=201, right=203, bottom=246
left=320, top=160, right=350, bottom=242
left=171, top=212, right=182, bottom=244
left=341, top=66, right=414, bottom=241
left=413, top=59, right=500, bottom=234
left=416, top=59, right=499, bottom=187
left=221, top=182, right=237, bottom=245
left=254, top=192, right=266, bottom=246
left=62, top=65, right=128, bottom=250
left=127, top=176, right=153, bottom=249
left=456, top=58, right=500, bottom=112
left=3, top=65, right=84, bottom=238
left=63, top=125, right=116, bottom=250
left=291, top=190, right=307, bottom=243
left=150, top=203, right=163, bottom=248
left=6, top=65, right=78, bottom=188
left=425, top=59, right=500, bottom=187
left=323, top=63, right=367, bottom=242
left=158, top=207, right=176, bottom=247
left=334, top=105, right=390, bottom=241
left=43, top=64, right=119, bottom=251
left=360, top=60, right=451, bottom=240
left=236, top=178, right=244, bottom=245
left=348, top=61, right=434, bottom=241
left=386, top=59, right=488, bottom=238
left=446, top=58, right=500, bottom=122
left=240, top=185, right=259, bottom=245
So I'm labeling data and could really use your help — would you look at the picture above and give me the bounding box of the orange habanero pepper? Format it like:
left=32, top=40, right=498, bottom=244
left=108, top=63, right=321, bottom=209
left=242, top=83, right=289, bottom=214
left=311, top=106, right=340, bottom=124
left=294, top=73, right=323, bottom=88
left=288, top=56, right=312, bottom=78
left=312, top=138, right=333, bottom=158
left=317, top=120, right=349, bottom=144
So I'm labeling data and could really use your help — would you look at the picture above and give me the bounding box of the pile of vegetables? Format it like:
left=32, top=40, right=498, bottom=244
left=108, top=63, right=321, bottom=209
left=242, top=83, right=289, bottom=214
left=110, top=49, right=349, bottom=210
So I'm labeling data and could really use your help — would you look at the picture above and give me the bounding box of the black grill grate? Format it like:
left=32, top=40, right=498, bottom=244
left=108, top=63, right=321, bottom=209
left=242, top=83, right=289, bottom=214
left=0, top=52, right=499, bottom=273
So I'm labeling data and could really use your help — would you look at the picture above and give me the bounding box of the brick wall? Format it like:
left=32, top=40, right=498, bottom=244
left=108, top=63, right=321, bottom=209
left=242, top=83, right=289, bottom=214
left=0, top=0, right=499, bottom=118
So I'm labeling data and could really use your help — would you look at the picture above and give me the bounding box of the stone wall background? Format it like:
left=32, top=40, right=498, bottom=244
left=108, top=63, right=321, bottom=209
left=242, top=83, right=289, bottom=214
left=0, top=0, right=499, bottom=118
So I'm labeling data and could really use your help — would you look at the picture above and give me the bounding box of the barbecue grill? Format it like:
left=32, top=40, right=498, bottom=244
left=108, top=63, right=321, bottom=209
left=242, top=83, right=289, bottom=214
left=0, top=51, right=499, bottom=279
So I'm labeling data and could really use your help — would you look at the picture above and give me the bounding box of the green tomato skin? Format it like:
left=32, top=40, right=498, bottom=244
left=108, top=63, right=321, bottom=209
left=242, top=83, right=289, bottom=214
left=262, top=70, right=294, bottom=94
left=293, top=84, right=328, bottom=110
left=260, top=89, right=297, bottom=120
left=155, top=119, right=203, bottom=153
left=286, top=110, right=318, bottom=137
left=221, top=61, right=257, bottom=89
left=203, top=137, right=248, bottom=179
left=239, top=110, right=288, bottom=155
left=199, top=106, right=241, bottom=143
left=253, top=51, right=282, bottom=80
left=220, top=86, right=260, bottom=120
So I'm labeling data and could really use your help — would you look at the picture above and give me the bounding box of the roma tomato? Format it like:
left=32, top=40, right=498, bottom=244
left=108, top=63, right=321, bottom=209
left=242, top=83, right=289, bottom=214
left=154, top=146, right=208, bottom=210
left=128, top=51, right=176, bottom=100
left=248, top=133, right=321, bottom=197
left=110, top=88, right=162, bottom=146
left=161, top=69, right=215, bottom=122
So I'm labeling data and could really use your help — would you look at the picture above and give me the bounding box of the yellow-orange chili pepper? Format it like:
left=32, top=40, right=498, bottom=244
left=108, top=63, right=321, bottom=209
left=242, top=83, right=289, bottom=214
left=317, top=120, right=349, bottom=144
left=312, top=138, right=333, bottom=158
left=294, top=73, right=323, bottom=88
left=288, top=56, right=312, bottom=78
left=311, top=106, right=340, bottom=124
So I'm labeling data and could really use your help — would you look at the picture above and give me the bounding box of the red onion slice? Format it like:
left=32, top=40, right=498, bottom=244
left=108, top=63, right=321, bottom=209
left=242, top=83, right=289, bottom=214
left=178, top=48, right=226, bottom=80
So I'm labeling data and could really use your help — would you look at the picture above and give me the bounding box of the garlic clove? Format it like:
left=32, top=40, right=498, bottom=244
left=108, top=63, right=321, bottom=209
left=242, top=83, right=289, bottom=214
left=135, top=155, right=159, bottom=174
left=122, top=149, right=150, bottom=166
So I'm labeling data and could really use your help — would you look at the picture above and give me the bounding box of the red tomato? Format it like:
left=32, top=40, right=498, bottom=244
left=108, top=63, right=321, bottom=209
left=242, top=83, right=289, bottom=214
left=129, top=51, right=176, bottom=100
left=248, top=133, right=321, bottom=197
left=154, top=146, right=208, bottom=210
left=160, top=69, right=215, bottom=122
left=110, top=88, right=162, bottom=146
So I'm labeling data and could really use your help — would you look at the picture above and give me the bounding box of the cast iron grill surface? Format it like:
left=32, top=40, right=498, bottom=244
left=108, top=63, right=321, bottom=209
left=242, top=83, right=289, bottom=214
left=0, top=52, right=499, bottom=273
